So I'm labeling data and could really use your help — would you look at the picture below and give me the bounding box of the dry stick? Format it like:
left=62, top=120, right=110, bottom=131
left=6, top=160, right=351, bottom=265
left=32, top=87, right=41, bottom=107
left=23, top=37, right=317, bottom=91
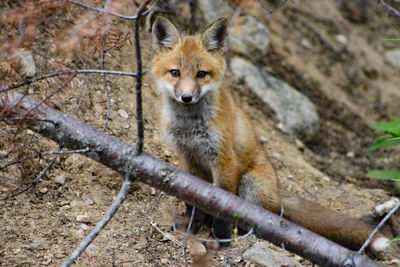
left=1, top=92, right=384, bottom=267
left=358, top=200, right=400, bottom=254
left=133, top=0, right=153, bottom=156
left=149, top=221, right=182, bottom=246
left=61, top=2, right=153, bottom=265
left=184, top=206, right=195, bottom=267
left=60, top=175, right=133, bottom=267
left=68, top=0, right=157, bottom=20
left=256, top=0, right=290, bottom=17
left=101, top=0, right=113, bottom=132
left=171, top=206, right=196, bottom=267
left=1, top=69, right=141, bottom=93
left=136, top=191, right=165, bottom=234
left=0, top=147, right=90, bottom=170
left=0, top=146, right=62, bottom=200
left=379, top=0, right=400, bottom=18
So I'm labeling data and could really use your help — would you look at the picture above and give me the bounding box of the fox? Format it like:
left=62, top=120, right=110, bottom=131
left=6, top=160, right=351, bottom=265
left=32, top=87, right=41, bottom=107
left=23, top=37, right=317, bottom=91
left=151, top=16, right=390, bottom=254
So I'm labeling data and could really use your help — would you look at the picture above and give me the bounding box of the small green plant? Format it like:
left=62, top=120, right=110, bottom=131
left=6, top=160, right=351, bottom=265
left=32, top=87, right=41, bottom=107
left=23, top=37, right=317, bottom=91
left=366, top=120, right=400, bottom=187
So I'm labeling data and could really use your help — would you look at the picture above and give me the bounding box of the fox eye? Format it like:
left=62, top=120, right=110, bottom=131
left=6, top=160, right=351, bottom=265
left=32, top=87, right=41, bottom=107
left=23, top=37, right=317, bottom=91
left=170, top=69, right=180, bottom=77
left=196, top=71, right=207, bottom=78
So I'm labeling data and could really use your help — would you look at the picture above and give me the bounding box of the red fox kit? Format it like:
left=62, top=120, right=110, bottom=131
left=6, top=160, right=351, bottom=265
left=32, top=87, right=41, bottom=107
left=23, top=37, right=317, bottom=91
left=151, top=16, right=389, bottom=253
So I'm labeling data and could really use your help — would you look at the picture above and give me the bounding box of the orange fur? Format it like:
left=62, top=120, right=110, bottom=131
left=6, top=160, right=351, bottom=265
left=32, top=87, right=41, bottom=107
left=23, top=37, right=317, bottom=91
left=151, top=16, right=389, bottom=253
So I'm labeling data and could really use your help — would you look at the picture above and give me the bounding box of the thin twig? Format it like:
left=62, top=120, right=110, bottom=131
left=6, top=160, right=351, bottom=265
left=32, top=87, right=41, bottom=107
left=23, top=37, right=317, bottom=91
left=358, top=200, right=400, bottom=254
left=133, top=0, right=152, bottom=156
left=184, top=206, right=195, bottom=267
left=256, top=0, right=290, bottom=17
left=1, top=69, right=143, bottom=93
left=379, top=0, right=400, bottom=18
left=0, top=145, right=63, bottom=200
left=136, top=191, right=165, bottom=234
left=61, top=175, right=133, bottom=267
left=68, top=0, right=157, bottom=21
left=171, top=205, right=196, bottom=267
left=101, top=2, right=112, bottom=132
left=149, top=221, right=182, bottom=246
left=0, top=147, right=90, bottom=170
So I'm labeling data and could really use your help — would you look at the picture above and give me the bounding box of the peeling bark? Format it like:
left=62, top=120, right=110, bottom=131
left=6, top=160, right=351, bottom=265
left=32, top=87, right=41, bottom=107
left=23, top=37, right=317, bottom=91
left=0, top=90, right=383, bottom=267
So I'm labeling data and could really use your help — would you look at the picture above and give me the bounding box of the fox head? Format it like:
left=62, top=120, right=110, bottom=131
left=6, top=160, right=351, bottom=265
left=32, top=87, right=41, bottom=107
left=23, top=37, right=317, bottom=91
left=151, top=16, right=228, bottom=104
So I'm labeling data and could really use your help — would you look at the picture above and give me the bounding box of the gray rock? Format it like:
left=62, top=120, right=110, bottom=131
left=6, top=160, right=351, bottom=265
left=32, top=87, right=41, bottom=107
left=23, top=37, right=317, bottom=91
left=85, top=198, right=94, bottom=205
left=54, top=175, right=66, bottom=185
left=385, top=49, right=400, bottom=70
left=243, top=242, right=301, bottom=267
left=195, top=0, right=269, bottom=60
left=230, top=57, right=319, bottom=140
left=11, top=49, right=37, bottom=78
left=30, top=239, right=49, bottom=250
left=229, top=15, right=270, bottom=60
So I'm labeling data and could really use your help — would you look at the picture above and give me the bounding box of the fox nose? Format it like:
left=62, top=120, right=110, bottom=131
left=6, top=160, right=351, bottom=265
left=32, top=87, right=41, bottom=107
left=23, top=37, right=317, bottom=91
left=181, top=94, right=193, bottom=103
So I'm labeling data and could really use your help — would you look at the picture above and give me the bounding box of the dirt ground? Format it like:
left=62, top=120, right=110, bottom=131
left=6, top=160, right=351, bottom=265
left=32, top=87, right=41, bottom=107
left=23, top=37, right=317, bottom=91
left=1, top=0, right=400, bottom=266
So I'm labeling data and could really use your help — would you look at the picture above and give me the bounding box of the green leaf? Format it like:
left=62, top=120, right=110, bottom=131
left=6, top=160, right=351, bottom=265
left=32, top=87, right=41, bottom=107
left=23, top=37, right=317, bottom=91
left=385, top=38, right=400, bottom=41
left=368, top=121, right=400, bottom=137
left=366, top=137, right=400, bottom=151
left=388, top=237, right=400, bottom=243
left=366, top=169, right=400, bottom=181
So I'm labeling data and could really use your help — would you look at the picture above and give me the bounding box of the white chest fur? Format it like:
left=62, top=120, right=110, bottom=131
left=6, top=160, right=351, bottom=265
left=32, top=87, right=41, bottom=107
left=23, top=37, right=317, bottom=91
left=162, top=95, right=221, bottom=169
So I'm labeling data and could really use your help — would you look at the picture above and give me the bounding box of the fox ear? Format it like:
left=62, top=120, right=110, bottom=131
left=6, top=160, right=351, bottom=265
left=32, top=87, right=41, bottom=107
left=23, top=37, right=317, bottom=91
left=152, top=16, right=181, bottom=50
left=200, top=18, right=228, bottom=53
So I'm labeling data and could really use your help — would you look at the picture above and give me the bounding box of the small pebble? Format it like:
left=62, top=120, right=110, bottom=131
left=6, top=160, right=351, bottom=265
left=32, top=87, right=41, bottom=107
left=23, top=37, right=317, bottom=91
left=161, top=258, right=169, bottom=264
left=75, top=229, right=85, bottom=238
left=234, top=256, right=242, bottom=263
left=31, top=240, right=47, bottom=249
left=85, top=199, right=94, bottom=206
left=118, top=109, right=129, bottom=119
left=335, top=34, right=348, bottom=45
left=39, top=187, right=48, bottom=194
left=54, top=175, right=66, bottom=185
left=301, top=39, right=313, bottom=49
left=150, top=187, right=157, bottom=196
left=80, top=224, right=90, bottom=230
left=76, top=214, right=91, bottom=223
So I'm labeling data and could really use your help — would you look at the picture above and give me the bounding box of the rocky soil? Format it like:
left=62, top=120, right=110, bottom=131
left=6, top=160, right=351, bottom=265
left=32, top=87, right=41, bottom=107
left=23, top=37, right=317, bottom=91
left=1, top=0, right=400, bottom=266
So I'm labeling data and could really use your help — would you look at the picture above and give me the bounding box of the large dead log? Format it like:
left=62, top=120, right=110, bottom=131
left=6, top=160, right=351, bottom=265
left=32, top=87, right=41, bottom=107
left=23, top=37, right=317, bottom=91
left=0, top=90, right=383, bottom=267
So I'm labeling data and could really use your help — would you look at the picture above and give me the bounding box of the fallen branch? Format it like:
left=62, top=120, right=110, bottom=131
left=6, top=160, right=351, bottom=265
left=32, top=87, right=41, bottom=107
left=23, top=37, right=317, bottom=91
left=0, top=90, right=383, bottom=267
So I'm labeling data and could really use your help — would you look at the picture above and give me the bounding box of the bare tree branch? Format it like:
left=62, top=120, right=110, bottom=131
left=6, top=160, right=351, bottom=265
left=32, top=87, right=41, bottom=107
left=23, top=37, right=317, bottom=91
left=379, top=0, right=400, bottom=18
left=68, top=0, right=158, bottom=21
left=0, top=91, right=384, bottom=267
left=60, top=175, right=133, bottom=267
left=1, top=69, right=144, bottom=93
left=133, top=0, right=152, bottom=156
